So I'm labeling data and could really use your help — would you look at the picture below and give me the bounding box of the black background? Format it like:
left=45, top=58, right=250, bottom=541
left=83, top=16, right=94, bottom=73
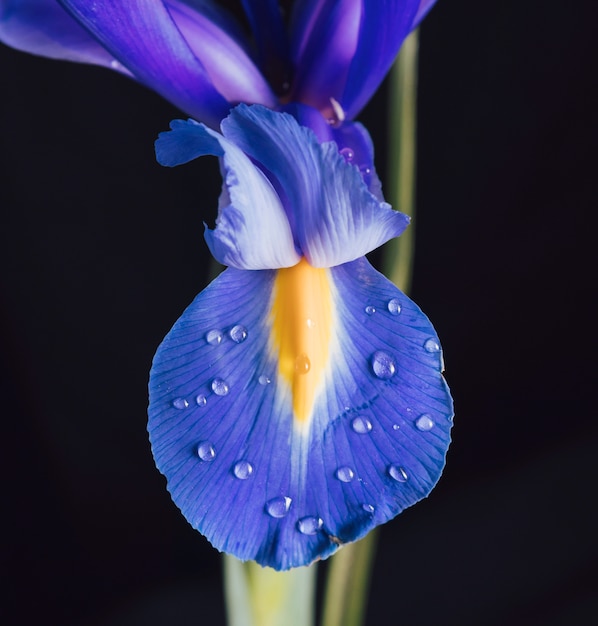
left=1, top=1, right=596, bottom=624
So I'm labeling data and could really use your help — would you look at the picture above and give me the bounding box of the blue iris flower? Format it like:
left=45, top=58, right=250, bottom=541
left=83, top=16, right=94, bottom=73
left=148, top=103, right=453, bottom=570
left=0, top=1, right=436, bottom=128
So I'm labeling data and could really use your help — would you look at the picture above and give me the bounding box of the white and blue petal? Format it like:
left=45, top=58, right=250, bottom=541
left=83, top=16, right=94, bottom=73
left=148, top=257, right=452, bottom=570
left=221, top=104, right=409, bottom=266
left=156, top=118, right=299, bottom=270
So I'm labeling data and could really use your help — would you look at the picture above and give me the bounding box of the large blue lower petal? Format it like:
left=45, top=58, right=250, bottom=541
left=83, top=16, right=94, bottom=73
left=149, top=258, right=452, bottom=570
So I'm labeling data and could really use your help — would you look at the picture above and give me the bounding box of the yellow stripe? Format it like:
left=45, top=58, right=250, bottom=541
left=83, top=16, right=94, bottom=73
left=271, top=258, right=333, bottom=426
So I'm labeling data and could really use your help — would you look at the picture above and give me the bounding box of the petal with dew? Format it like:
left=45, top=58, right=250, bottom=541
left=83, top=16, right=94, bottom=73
left=148, top=257, right=452, bottom=570
left=58, top=0, right=230, bottom=127
left=156, top=119, right=299, bottom=270
left=0, top=0, right=131, bottom=74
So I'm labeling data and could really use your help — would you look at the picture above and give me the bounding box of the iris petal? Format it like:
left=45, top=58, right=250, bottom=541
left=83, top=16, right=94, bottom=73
left=156, top=119, right=299, bottom=270
left=148, top=258, right=452, bottom=570
left=222, top=105, right=409, bottom=267
left=58, top=0, right=230, bottom=127
left=0, top=0, right=130, bottom=74
left=290, top=0, right=423, bottom=119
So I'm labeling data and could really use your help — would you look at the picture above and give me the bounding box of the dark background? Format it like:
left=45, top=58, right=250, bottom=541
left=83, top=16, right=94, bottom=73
left=1, top=1, right=596, bottom=624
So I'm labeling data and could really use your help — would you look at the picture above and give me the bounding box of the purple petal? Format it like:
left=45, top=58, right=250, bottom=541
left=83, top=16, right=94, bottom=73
left=414, top=0, right=438, bottom=26
left=221, top=105, right=408, bottom=267
left=0, top=0, right=130, bottom=74
left=156, top=119, right=299, bottom=269
left=58, top=0, right=231, bottom=127
left=167, top=1, right=277, bottom=107
left=290, top=0, right=423, bottom=119
left=240, top=0, right=290, bottom=92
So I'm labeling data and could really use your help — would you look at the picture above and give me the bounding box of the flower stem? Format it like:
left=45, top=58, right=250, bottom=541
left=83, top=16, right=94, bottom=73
left=383, top=29, right=419, bottom=292
left=320, top=29, right=420, bottom=626
left=224, top=555, right=316, bottom=626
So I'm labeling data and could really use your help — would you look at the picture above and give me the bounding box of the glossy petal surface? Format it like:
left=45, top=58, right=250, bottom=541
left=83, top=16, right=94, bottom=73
left=0, top=0, right=129, bottom=73
left=148, top=258, right=453, bottom=569
left=290, top=0, right=422, bottom=119
left=156, top=119, right=299, bottom=269
left=222, top=105, right=408, bottom=266
left=59, top=0, right=230, bottom=126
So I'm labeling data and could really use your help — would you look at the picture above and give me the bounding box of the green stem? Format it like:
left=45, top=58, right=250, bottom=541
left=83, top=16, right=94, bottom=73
left=383, top=29, right=419, bottom=292
left=224, top=556, right=316, bottom=626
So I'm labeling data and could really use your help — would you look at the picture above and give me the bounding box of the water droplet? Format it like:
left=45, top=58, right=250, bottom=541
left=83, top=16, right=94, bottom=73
left=359, top=165, right=372, bottom=176
left=172, top=398, right=188, bottom=410
left=211, top=378, right=229, bottom=396
left=371, top=351, right=396, bottom=379
left=365, top=305, right=376, bottom=315
left=295, top=354, right=311, bottom=374
left=424, top=338, right=440, bottom=353
left=297, top=516, right=323, bottom=535
left=206, top=329, right=223, bottom=345
left=340, top=147, right=355, bottom=162
left=233, top=461, right=253, bottom=480
left=258, top=375, right=271, bottom=385
left=229, top=324, right=248, bottom=343
left=266, top=496, right=292, bottom=518
left=197, top=442, right=215, bottom=461
left=306, top=318, right=315, bottom=329
left=110, top=59, right=121, bottom=69
left=351, top=416, right=372, bottom=434
left=335, top=466, right=355, bottom=482
left=388, top=465, right=408, bottom=482
left=392, top=424, right=401, bottom=431
left=415, top=414, right=435, bottom=431
left=387, top=298, right=402, bottom=315
left=362, top=503, right=375, bottom=514
left=195, top=394, right=207, bottom=407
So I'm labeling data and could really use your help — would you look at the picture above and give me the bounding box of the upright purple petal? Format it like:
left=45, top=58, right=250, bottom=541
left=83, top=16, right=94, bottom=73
left=57, top=0, right=231, bottom=126
left=414, top=0, right=438, bottom=27
left=290, top=0, right=423, bottom=119
left=0, top=0, right=130, bottom=74
left=167, top=0, right=277, bottom=108
left=240, top=0, right=290, bottom=92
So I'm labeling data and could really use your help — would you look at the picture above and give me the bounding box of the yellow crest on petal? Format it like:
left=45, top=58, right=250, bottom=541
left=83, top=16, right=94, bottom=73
left=271, top=258, right=333, bottom=428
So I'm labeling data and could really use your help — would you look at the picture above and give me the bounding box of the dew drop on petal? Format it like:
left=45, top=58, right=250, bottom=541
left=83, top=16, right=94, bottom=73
left=233, top=461, right=253, bottom=480
left=359, top=165, right=372, bottom=176
left=351, top=416, right=372, bottom=434
left=362, top=503, right=375, bottom=515
left=335, top=466, right=355, bottom=482
left=297, top=516, right=323, bottom=535
left=392, top=424, right=401, bottom=431
left=365, top=305, right=376, bottom=315
left=211, top=378, right=229, bottom=396
left=258, top=375, right=271, bottom=385
left=266, top=496, right=292, bottom=518
left=197, top=442, right=216, bottom=461
left=206, top=329, right=223, bottom=345
left=195, top=394, right=207, bottom=407
left=424, top=338, right=440, bottom=353
left=415, top=414, right=435, bottom=431
left=172, top=397, right=188, bottom=410
left=295, top=354, right=311, bottom=374
left=229, top=324, right=248, bottom=343
left=387, top=298, right=402, bottom=315
left=388, top=465, right=408, bottom=482
left=371, top=351, right=396, bottom=379
left=340, top=147, right=355, bottom=162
